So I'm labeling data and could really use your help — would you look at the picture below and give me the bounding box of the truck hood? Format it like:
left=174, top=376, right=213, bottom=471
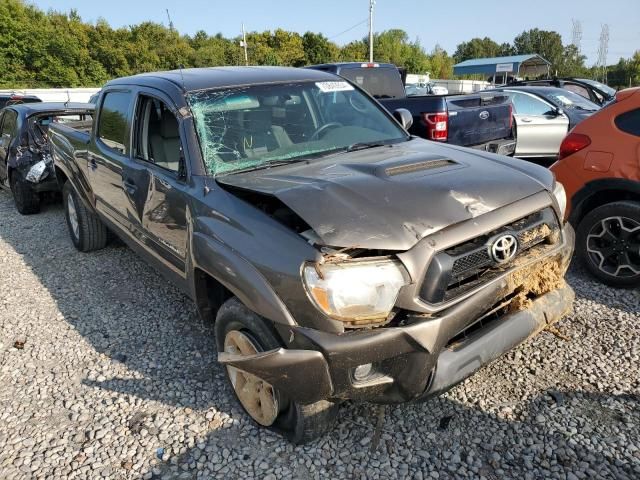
left=217, top=138, right=554, bottom=250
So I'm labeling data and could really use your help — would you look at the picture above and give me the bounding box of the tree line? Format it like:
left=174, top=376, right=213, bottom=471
left=0, top=0, right=638, bottom=89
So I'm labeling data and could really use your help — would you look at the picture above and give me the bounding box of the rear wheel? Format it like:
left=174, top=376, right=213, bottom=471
left=10, top=172, right=40, bottom=215
left=215, top=297, right=339, bottom=443
left=62, top=181, right=108, bottom=252
left=576, top=201, right=640, bottom=287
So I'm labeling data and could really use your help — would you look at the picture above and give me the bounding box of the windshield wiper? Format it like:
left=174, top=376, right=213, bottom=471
left=345, top=141, right=388, bottom=152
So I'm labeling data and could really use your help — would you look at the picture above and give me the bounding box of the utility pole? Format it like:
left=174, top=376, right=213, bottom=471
left=368, top=0, right=375, bottom=63
left=240, top=23, right=249, bottom=66
left=166, top=9, right=174, bottom=32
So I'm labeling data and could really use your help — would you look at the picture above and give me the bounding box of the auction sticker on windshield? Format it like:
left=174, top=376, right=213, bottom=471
left=316, top=81, right=354, bottom=93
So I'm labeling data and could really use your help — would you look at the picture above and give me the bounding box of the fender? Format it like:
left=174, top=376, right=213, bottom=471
left=190, top=231, right=296, bottom=326
left=50, top=132, right=97, bottom=212
left=570, top=178, right=640, bottom=225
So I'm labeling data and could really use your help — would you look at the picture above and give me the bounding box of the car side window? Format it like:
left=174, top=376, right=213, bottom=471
left=133, top=95, right=182, bottom=173
left=615, top=108, right=640, bottom=137
left=0, top=110, right=17, bottom=147
left=98, top=91, right=132, bottom=155
left=509, top=93, right=552, bottom=116
left=564, top=84, right=590, bottom=99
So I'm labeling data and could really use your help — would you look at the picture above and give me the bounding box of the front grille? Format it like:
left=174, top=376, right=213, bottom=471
left=420, top=208, right=559, bottom=304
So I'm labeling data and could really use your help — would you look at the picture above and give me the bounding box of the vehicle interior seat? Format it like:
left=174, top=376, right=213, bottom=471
left=237, top=108, right=292, bottom=158
left=149, top=108, right=181, bottom=171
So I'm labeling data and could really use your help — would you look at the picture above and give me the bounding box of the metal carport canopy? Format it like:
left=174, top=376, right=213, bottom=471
left=453, top=54, right=551, bottom=76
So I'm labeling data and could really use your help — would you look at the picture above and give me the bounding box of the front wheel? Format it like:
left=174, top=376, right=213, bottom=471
left=576, top=201, right=640, bottom=288
left=215, top=297, right=339, bottom=444
left=62, top=181, right=108, bottom=252
left=10, top=172, right=40, bottom=215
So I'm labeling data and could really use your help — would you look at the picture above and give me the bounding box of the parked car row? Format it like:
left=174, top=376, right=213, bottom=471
left=0, top=66, right=636, bottom=444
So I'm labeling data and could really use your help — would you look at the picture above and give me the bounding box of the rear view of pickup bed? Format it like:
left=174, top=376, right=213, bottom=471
left=307, top=62, right=515, bottom=155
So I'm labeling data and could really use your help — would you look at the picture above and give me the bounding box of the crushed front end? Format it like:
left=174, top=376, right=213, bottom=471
left=219, top=190, right=575, bottom=405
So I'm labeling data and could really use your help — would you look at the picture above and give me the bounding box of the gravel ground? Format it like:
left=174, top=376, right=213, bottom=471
left=0, top=189, right=638, bottom=480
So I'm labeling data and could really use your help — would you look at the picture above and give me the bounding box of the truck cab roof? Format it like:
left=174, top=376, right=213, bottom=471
left=106, top=66, right=340, bottom=93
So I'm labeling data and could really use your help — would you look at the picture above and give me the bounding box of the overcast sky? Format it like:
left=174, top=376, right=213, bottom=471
left=32, top=0, right=640, bottom=65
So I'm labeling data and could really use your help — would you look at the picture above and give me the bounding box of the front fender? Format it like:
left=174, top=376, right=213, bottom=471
left=191, top=231, right=296, bottom=326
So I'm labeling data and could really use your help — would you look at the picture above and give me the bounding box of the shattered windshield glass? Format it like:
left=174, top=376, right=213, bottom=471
left=187, top=80, right=408, bottom=175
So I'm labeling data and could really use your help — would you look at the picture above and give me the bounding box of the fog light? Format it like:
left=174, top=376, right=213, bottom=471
left=353, top=363, right=373, bottom=382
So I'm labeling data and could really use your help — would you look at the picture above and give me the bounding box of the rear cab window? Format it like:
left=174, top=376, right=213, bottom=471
left=97, top=91, right=133, bottom=154
left=338, top=66, right=405, bottom=99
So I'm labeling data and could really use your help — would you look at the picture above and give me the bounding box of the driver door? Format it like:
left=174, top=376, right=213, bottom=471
left=0, top=110, right=17, bottom=184
left=508, top=91, right=569, bottom=157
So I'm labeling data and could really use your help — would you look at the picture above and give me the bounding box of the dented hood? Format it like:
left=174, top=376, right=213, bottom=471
left=217, top=139, right=554, bottom=250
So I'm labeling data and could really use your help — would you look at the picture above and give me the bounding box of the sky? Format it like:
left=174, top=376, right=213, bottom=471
left=31, top=0, right=640, bottom=65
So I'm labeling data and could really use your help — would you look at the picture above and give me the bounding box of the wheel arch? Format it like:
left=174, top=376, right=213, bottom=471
left=569, top=178, right=640, bottom=227
left=190, top=232, right=297, bottom=327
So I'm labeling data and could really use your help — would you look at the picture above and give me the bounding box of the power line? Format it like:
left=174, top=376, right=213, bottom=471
left=328, top=18, right=368, bottom=40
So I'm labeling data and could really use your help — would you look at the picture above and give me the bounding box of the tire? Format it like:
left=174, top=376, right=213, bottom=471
left=215, top=297, right=339, bottom=444
left=576, top=201, right=640, bottom=288
left=10, top=172, right=40, bottom=215
left=62, top=181, right=108, bottom=252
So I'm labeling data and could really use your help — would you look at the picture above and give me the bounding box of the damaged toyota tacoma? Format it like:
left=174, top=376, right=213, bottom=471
left=49, top=67, right=575, bottom=443
left=0, top=102, right=93, bottom=214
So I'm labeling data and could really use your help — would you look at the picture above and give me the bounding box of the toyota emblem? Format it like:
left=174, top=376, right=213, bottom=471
left=479, top=110, right=490, bottom=120
left=490, top=234, right=518, bottom=263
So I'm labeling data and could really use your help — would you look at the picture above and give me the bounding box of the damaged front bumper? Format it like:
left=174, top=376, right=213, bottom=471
left=219, top=225, right=575, bottom=405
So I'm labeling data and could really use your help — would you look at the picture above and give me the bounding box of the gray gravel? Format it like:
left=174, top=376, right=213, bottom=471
left=0, top=189, right=638, bottom=480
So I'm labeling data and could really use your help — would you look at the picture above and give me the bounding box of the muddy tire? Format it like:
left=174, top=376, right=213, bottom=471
left=10, top=172, right=40, bottom=215
left=62, top=181, right=108, bottom=252
left=215, top=297, right=339, bottom=444
left=576, top=201, right=640, bottom=288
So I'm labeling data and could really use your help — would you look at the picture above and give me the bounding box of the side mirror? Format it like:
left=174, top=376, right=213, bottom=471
left=393, top=108, right=413, bottom=130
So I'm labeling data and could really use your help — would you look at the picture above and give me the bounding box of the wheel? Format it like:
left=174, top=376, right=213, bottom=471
left=10, top=172, right=40, bottom=215
left=576, top=201, right=640, bottom=287
left=62, top=181, right=108, bottom=252
left=215, top=297, right=339, bottom=443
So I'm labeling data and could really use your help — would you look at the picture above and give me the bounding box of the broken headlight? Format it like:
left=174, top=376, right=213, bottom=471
left=552, top=181, right=567, bottom=221
left=25, top=160, right=49, bottom=183
left=302, top=259, right=409, bottom=326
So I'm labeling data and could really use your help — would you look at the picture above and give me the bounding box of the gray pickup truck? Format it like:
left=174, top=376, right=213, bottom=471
left=50, top=67, right=575, bottom=443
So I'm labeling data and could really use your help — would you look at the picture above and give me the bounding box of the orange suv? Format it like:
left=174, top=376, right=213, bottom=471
left=551, top=87, right=640, bottom=287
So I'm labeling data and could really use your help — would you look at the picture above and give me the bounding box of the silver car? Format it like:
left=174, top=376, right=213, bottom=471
left=489, top=86, right=599, bottom=159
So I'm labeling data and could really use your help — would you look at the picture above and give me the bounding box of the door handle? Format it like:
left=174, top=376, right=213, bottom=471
left=123, top=179, right=137, bottom=195
left=521, top=118, right=532, bottom=123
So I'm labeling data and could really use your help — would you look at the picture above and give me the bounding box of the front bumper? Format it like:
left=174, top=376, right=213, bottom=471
left=219, top=225, right=575, bottom=405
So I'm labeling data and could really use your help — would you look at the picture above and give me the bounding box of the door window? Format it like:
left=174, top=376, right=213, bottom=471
left=0, top=110, right=17, bottom=149
left=133, top=95, right=182, bottom=173
left=615, top=108, right=640, bottom=137
left=508, top=93, right=553, bottom=116
left=98, top=91, right=132, bottom=154
left=563, top=84, right=590, bottom=99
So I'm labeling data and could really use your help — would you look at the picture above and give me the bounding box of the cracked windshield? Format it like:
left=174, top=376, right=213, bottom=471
left=187, top=80, right=407, bottom=175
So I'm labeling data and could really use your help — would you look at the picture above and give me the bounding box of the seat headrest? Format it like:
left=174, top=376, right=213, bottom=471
left=238, top=108, right=271, bottom=134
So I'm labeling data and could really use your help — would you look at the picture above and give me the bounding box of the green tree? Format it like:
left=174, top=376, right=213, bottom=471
left=302, top=32, right=338, bottom=65
left=454, top=37, right=501, bottom=62
left=513, top=29, right=564, bottom=73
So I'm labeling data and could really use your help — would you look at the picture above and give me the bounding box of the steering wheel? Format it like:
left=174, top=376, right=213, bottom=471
left=310, top=122, right=342, bottom=141
left=349, top=95, right=368, bottom=113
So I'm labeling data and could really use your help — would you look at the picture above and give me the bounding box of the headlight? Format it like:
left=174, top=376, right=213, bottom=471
left=302, top=259, right=409, bottom=327
left=552, top=181, right=567, bottom=221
